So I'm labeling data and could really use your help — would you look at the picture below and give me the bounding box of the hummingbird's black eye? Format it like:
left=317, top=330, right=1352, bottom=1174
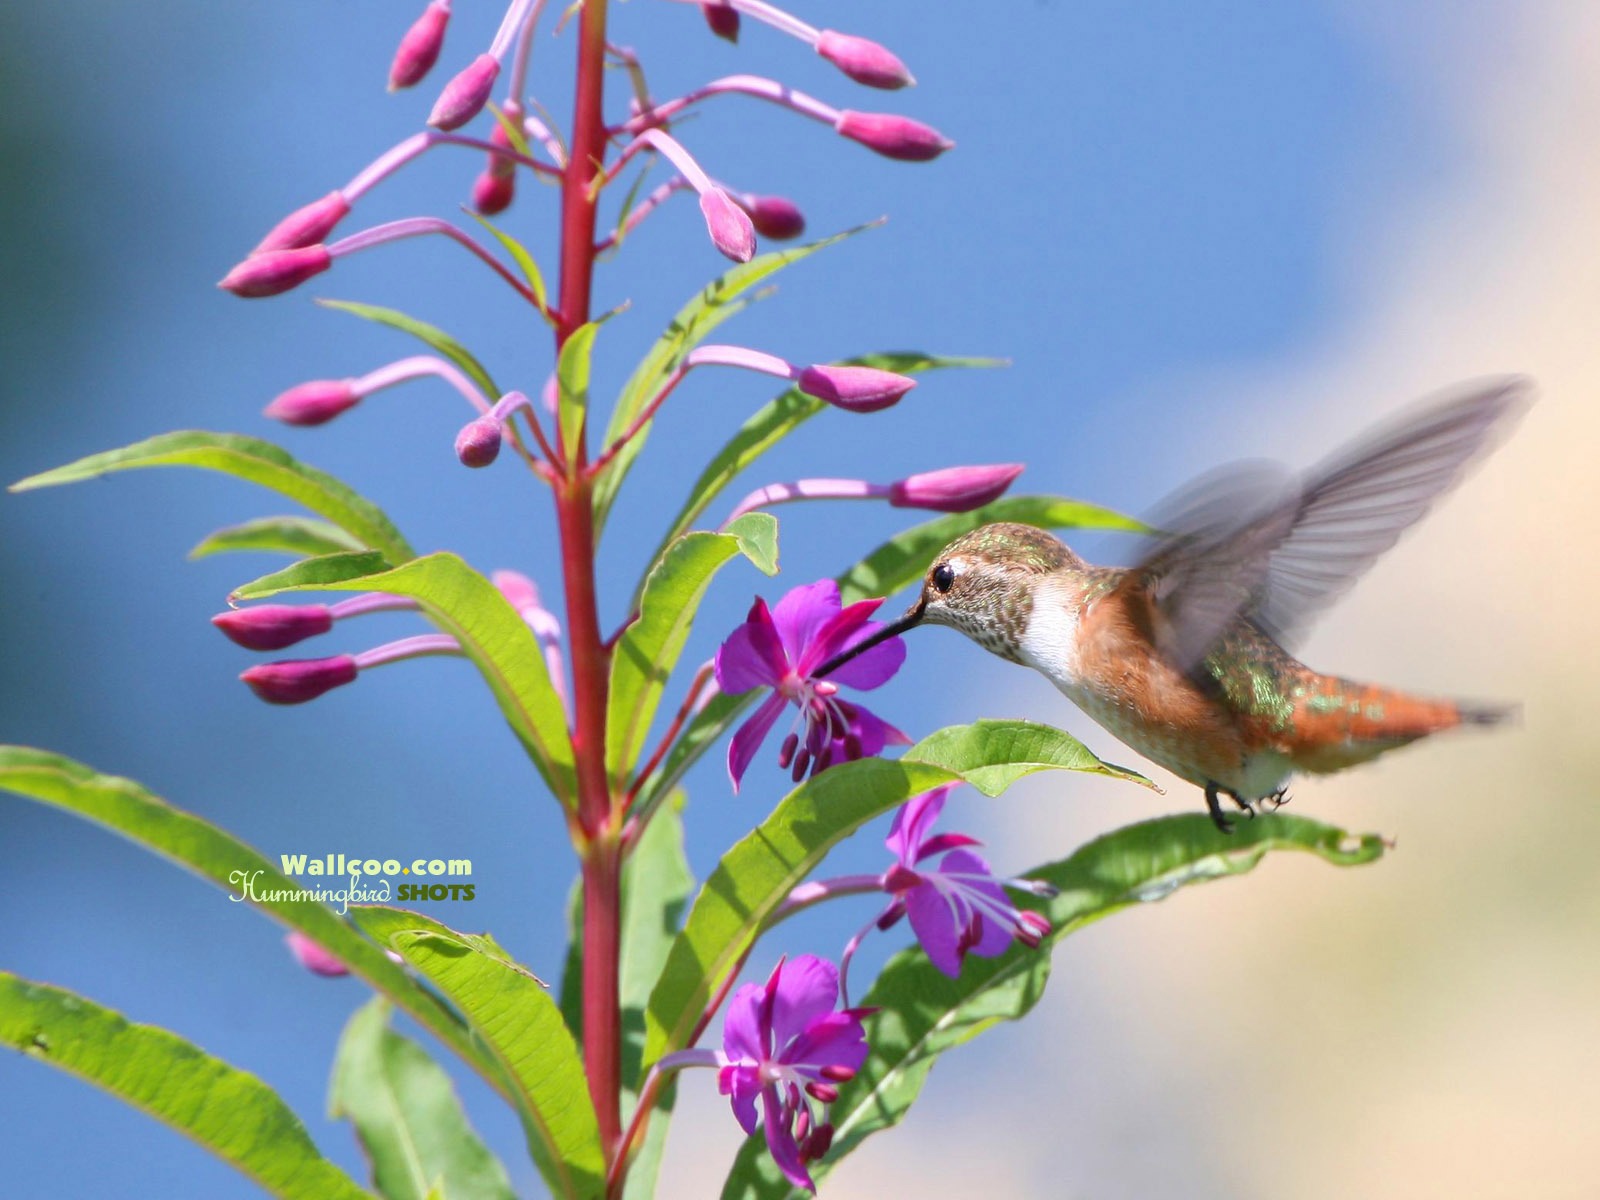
left=931, top=563, right=956, bottom=594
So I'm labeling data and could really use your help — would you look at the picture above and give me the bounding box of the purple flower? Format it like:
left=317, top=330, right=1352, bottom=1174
left=878, top=785, right=1053, bottom=976
left=718, top=955, right=870, bottom=1191
left=714, top=580, right=908, bottom=790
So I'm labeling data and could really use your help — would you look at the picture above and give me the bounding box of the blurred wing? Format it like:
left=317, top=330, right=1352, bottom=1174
left=1133, top=377, right=1532, bottom=667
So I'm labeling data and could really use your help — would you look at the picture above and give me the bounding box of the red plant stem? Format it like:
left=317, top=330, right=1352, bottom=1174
left=553, top=0, right=625, bottom=1169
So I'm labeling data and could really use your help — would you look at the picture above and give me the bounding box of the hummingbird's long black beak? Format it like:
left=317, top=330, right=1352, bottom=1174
left=814, top=599, right=926, bottom=679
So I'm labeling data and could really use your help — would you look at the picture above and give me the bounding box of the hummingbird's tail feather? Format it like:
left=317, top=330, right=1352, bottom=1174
left=1285, top=678, right=1515, bottom=775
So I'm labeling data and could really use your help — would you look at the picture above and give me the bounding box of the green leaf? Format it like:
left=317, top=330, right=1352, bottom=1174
left=561, top=797, right=698, bottom=1200
left=908, top=719, right=1155, bottom=795
left=607, top=513, right=777, bottom=789
left=838, top=493, right=1148, bottom=604
left=330, top=997, right=516, bottom=1200
left=189, top=515, right=367, bottom=561
left=638, top=352, right=1006, bottom=593
left=594, top=224, right=875, bottom=527
left=720, top=812, right=1389, bottom=1198
left=318, top=299, right=500, bottom=402
left=232, top=552, right=575, bottom=803
left=10, top=431, right=412, bottom=565
left=350, top=907, right=604, bottom=1200
left=0, top=747, right=508, bottom=1106
left=0, top=972, right=373, bottom=1200
left=466, top=210, right=548, bottom=312
left=557, top=320, right=603, bottom=455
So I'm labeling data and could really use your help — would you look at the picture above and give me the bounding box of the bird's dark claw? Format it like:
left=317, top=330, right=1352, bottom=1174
left=1204, top=783, right=1235, bottom=834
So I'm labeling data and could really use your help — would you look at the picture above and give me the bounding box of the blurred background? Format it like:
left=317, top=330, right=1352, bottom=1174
left=2, top=1, right=1596, bottom=1197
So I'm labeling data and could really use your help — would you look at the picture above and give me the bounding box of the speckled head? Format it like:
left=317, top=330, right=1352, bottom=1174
left=914, top=522, right=1085, bottom=663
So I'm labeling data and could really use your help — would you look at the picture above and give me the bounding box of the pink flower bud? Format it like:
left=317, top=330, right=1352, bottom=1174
left=252, top=191, right=351, bottom=255
left=264, top=379, right=361, bottom=426
left=736, top=194, right=805, bottom=240
left=797, top=364, right=917, bottom=412
left=241, top=655, right=358, bottom=705
left=429, top=53, right=500, bottom=131
left=473, top=169, right=515, bottom=215
left=213, top=604, right=335, bottom=651
left=455, top=416, right=503, bottom=467
left=699, top=189, right=757, bottom=263
left=834, top=111, right=954, bottom=162
left=815, top=31, right=915, bottom=90
left=888, top=464, right=1024, bottom=512
left=285, top=931, right=349, bottom=978
left=390, top=0, right=452, bottom=90
left=702, top=1, right=740, bottom=42
left=218, top=245, right=332, bottom=298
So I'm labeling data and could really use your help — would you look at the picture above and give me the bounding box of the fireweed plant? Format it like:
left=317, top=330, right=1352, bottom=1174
left=0, top=2, right=1393, bottom=1197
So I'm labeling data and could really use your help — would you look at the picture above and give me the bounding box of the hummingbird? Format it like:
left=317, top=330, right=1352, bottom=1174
left=819, top=378, right=1530, bottom=832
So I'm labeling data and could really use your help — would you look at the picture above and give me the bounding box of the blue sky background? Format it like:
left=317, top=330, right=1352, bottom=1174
left=5, top=3, right=1594, bottom=1198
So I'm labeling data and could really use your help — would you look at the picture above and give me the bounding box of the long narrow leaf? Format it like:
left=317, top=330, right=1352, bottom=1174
left=557, top=321, right=602, bottom=456
left=318, top=299, right=500, bottom=401
left=190, top=515, right=367, bottom=560
left=0, top=747, right=509, bottom=1102
left=719, top=812, right=1388, bottom=1198
left=351, top=907, right=604, bottom=1200
left=606, top=513, right=777, bottom=789
left=330, top=997, right=517, bottom=1200
left=0, top=972, right=374, bottom=1200
left=10, top=431, right=413, bottom=564
left=232, top=552, right=575, bottom=803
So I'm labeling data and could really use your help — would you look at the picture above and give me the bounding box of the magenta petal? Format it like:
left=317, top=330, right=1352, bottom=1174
left=769, top=954, right=839, bottom=1049
left=719, top=1064, right=763, bottom=1135
left=727, top=692, right=788, bottom=791
left=938, top=849, right=1014, bottom=959
left=905, top=882, right=966, bottom=976
left=715, top=605, right=788, bottom=693
left=785, top=1011, right=869, bottom=1075
left=796, top=596, right=885, bottom=675
left=722, top=982, right=769, bottom=1064
left=915, top=831, right=982, bottom=861
left=839, top=703, right=907, bottom=759
left=769, top=580, right=842, bottom=664
left=813, top=625, right=905, bottom=690
left=885, top=785, right=956, bottom=862
left=762, top=1086, right=814, bottom=1192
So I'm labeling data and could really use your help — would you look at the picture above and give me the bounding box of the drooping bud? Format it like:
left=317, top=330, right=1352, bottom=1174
left=218, top=245, right=332, bottom=298
left=241, top=655, right=358, bottom=704
left=390, top=0, right=453, bottom=90
left=797, top=364, right=917, bottom=412
left=888, top=463, right=1024, bottom=512
left=701, top=1, right=740, bottom=42
left=264, top=379, right=361, bottom=426
left=815, top=31, right=914, bottom=90
left=428, top=53, right=501, bottom=131
left=834, top=111, right=953, bottom=162
left=455, top=416, right=503, bottom=467
left=213, top=604, right=334, bottom=652
left=736, top=193, right=805, bottom=240
left=472, top=169, right=515, bottom=215
left=252, top=191, right=351, bottom=255
left=699, top=189, right=757, bottom=263
left=285, top=931, right=349, bottom=978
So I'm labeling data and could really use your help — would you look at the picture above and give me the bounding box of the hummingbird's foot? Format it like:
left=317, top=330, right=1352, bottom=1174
left=1204, top=783, right=1235, bottom=834
left=1261, top=787, right=1291, bottom=812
